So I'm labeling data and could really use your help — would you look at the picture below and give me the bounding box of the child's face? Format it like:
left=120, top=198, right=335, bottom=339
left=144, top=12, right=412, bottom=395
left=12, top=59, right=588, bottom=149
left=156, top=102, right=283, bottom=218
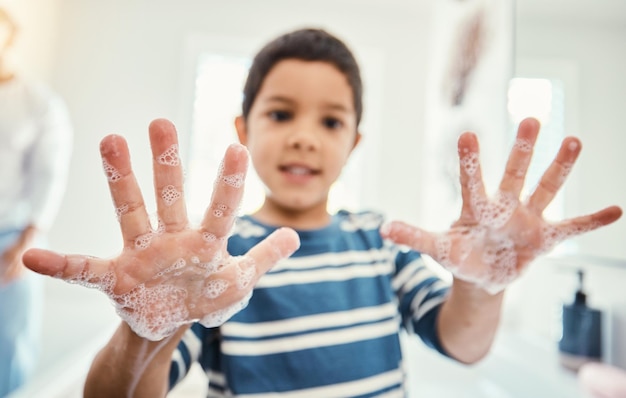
left=237, top=59, right=361, bottom=215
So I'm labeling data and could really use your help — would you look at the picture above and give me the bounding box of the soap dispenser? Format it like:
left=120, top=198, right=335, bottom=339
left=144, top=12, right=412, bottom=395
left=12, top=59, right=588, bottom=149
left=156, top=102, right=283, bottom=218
left=558, top=269, right=603, bottom=372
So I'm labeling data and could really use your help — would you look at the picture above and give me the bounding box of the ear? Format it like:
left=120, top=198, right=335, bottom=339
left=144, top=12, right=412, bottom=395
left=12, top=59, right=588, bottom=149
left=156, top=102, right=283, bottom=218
left=234, top=115, right=248, bottom=146
left=351, top=131, right=362, bottom=152
left=0, top=10, right=19, bottom=49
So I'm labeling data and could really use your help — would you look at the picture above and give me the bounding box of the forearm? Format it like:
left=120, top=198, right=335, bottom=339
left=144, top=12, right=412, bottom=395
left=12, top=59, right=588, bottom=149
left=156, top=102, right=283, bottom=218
left=437, top=278, right=504, bottom=364
left=84, top=322, right=189, bottom=398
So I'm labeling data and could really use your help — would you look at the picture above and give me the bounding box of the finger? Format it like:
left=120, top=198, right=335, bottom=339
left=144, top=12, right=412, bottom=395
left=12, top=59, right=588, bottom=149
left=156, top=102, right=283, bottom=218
left=149, top=119, right=188, bottom=232
left=243, top=227, right=300, bottom=277
left=526, top=136, right=581, bottom=215
left=101, top=134, right=152, bottom=248
left=200, top=143, right=249, bottom=238
left=457, top=132, right=487, bottom=223
left=380, top=221, right=438, bottom=256
left=498, top=117, right=540, bottom=196
left=540, top=206, right=623, bottom=251
left=22, top=248, right=114, bottom=290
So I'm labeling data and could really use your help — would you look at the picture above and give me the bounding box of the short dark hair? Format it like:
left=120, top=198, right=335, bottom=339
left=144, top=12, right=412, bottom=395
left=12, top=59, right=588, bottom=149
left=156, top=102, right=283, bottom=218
left=242, top=28, right=363, bottom=126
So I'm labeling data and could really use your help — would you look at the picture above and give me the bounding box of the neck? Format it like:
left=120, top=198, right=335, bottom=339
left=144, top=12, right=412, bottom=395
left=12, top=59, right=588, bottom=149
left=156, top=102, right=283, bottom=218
left=253, top=199, right=331, bottom=230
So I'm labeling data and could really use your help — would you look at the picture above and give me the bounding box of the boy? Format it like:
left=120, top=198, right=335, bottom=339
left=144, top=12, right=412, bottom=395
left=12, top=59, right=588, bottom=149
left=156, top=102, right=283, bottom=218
left=23, top=29, right=621, bottom=397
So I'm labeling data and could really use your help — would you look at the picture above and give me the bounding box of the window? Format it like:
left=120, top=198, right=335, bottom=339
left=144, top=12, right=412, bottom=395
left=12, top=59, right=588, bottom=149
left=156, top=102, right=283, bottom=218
left=185, top=54, right=255, bottom=223
left=507, top=77, right=566, bottom=222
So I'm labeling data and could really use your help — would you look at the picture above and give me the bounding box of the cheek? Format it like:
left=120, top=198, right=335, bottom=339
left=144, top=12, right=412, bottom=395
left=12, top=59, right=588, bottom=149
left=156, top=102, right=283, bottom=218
left=245, top=134, right=267, bottom=156
left=326, top=148, right=352, bottom=177
left=247, top=138, right=276, bottom=172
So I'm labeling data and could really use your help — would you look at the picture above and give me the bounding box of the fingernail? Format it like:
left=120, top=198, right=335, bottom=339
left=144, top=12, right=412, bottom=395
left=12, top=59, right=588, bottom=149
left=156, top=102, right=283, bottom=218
left=380, top=222, right=392, bottom=236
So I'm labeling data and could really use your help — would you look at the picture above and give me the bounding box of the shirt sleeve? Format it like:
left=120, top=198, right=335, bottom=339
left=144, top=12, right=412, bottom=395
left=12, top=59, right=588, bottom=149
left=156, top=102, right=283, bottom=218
left=24, top=93, right=73, bottom=231
left=392, top=246, right=451, bottom=356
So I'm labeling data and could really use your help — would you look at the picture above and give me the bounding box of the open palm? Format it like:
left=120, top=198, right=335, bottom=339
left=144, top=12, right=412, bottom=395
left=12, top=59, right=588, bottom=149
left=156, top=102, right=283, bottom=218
left=382, top=118, right=621, bottom=294
left=23, top=119, right=300, bottom=340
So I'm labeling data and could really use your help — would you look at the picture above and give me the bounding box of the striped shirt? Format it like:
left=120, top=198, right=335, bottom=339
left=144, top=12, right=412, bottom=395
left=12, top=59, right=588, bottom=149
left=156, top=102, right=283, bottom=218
left=170, top=211, right=450, bottom=397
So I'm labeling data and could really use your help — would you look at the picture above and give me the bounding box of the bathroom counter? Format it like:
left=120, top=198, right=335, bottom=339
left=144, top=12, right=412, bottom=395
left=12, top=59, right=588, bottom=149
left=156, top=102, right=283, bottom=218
left=404, top=329, right=590, bottom=397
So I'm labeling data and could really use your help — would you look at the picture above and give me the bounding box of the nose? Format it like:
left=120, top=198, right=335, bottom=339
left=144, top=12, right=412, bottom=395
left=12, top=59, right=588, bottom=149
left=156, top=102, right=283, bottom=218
left=286, top=124, right=320, bottom=151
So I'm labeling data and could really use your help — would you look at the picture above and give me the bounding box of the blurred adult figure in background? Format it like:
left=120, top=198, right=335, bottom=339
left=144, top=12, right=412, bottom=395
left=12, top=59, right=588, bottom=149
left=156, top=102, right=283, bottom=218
left=0, top=6, right=72, bottom=396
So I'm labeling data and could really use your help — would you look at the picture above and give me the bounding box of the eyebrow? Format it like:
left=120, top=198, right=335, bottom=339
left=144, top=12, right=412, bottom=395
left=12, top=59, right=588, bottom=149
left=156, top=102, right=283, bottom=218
left=322, top=103, right=351, bottom=114
left=263, top=95, right=351, bottom=113
left=263, top=96, right=294, bottom=105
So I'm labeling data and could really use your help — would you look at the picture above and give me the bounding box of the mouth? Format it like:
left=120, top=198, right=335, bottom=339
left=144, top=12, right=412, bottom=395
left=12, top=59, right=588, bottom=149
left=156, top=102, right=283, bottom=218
left=279, top=164, right=321, bottom=176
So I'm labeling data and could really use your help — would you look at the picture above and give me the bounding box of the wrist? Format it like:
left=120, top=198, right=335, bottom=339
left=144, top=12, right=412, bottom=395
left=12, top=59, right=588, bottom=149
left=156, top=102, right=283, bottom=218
left=450, top=277, right=505, bottom=312
left=117, top=320, right=190, bottom=356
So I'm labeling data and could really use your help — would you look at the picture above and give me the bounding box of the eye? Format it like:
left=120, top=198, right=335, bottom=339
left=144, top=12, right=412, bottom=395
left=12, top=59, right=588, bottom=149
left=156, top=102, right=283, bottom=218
left=269, top=110, right=292, bottom=122
left=323, top=117, right=343, bottom=130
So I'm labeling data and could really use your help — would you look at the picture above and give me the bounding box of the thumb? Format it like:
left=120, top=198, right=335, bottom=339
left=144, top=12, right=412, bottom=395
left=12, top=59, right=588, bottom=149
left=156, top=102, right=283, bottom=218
left=23, top=248, right=111, bottom=283
left=380, top=221, right=437, bottom=257
left=244, top=227, right=300, bottom=277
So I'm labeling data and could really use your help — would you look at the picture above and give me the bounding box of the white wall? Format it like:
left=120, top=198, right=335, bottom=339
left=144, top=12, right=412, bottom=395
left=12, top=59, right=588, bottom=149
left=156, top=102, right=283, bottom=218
left=41, top=0, right=625, bottom=261
left=41, top=0, right=434, bottom=259
left=9, top=0, right=626, bottom=391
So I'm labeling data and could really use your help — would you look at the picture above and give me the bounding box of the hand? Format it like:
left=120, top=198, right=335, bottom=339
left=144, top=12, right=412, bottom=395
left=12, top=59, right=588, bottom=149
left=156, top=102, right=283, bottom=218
left=23, top=119, right=300, bottom=340
left=1, top=242, right=26, bottom=284
left=1, top=226, right=36, bottom=285
left=381, top=117, right=622, bottom=294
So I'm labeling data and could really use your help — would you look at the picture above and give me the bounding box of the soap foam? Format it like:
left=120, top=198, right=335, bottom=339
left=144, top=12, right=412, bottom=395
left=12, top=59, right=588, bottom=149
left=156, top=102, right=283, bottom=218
left=204, top=279, right=229, bottom=299
left=460, top=152, right=479, bottom=177
left=538, top=221, right=599, bottom=255
left=222, top=173, right=244, bottom=188
left=431, top=137, right=591, bottom=295
left=199, top=291, right=252, bottom=328
left=135, top=232, right=155, bottom=250
left=161, top=185, right=181, bottom=206
left=557, top=161, right=573, bottom=187
left=202, top=232, right=217, bottom=243
left=213, top=204, right=229, bottom=218
left=66, top=266, right=117, bottom=295
left=481, top=236, right=517, bottom=285
left=196, top=251, right=225, bottom=275
left=157, top=144, right=180, bottom=166
left=114, top=284, right=189, bottom=341
left=471, top=190, right=517, bottom=229
left=236, top=258, right=256, bottom=289
left=57, top=230, right=264, bottom=341
left=102, top=159, right=122, bottom=183
left=115, top=204, right=129, bottom=221
left=154, top=258, right=186, bottom=278
left=513, top=138, right=533, bottom=153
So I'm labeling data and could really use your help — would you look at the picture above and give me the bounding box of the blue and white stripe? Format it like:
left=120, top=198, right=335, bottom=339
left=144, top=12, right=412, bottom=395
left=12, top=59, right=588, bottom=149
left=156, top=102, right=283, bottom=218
left=170, top=211, right=450, bottom=397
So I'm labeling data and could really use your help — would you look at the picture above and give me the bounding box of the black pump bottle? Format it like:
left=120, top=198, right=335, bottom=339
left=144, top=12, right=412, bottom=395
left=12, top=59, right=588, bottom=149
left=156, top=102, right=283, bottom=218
left=558, top=269, right=603, bottom=371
